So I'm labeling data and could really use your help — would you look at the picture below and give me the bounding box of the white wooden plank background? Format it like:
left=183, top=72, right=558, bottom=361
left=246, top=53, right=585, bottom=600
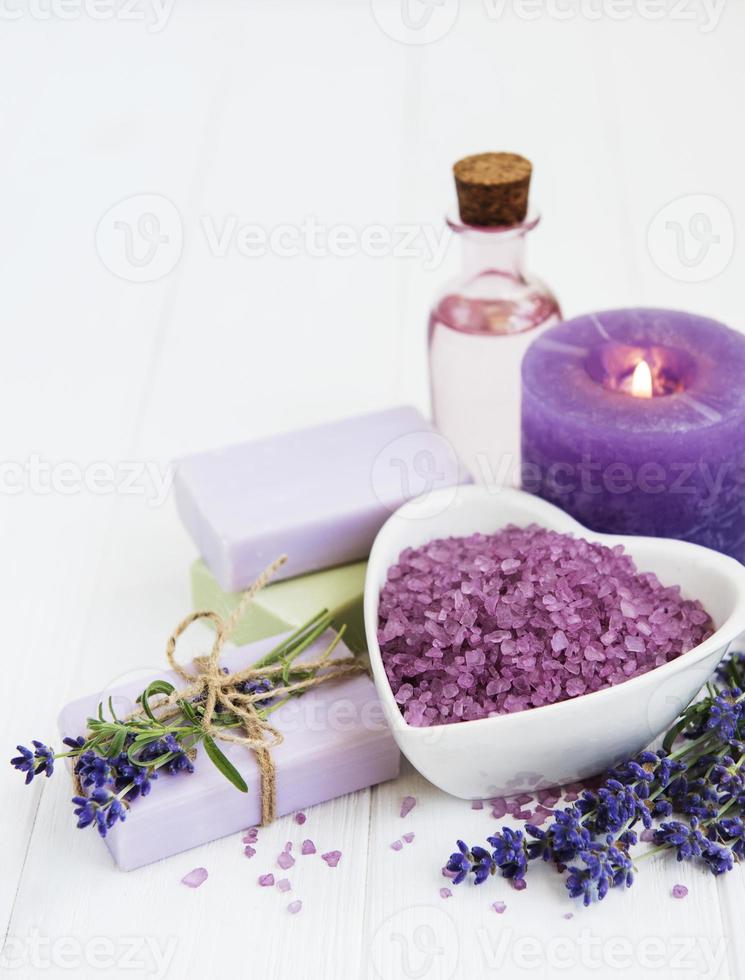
left=1, top=2, right=743, bottom=978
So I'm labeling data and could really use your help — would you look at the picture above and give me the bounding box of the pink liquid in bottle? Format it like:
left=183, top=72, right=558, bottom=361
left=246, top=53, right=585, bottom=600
left=429, top=213, right=560, bottom=486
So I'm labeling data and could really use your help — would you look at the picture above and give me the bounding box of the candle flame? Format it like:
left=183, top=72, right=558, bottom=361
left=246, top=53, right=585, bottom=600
left=631, top=359, right=653, bottom=399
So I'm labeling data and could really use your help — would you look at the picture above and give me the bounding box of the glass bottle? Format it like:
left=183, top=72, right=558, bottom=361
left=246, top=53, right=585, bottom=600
left=428, top=211, right=560, bottom=486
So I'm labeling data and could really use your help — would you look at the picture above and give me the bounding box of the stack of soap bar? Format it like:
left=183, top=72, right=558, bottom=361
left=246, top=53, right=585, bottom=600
left=58, top=631, right=400, bottom=871
left=191, top=558, right=368, bottom=653
left=174, top=406, right=469, bottom=592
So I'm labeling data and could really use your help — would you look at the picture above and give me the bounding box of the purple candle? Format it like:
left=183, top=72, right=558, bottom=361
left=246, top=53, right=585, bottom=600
left=521, top=309, right=745, bottom=561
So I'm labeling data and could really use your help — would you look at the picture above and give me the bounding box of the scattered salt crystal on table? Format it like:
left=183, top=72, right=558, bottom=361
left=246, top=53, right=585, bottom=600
left=403, top=832, right=415, bottom=843
left=301, top=839, right=316, bottom=855
left=277, top=851, right=295, bottom=870
left=277, top=878, right=291, bottom=893
left=322, top=850, right=342, bottom=867
left=492, top=901, right=506, bottom=914
left=258, top=874, right=275, bottom=887
left=490, top=798, right=507, bottom=818
left=295, top=812, right=307, bottom=825
left=287, top=900, right=303, bottom=914
left=511, top=878, right=527, bottom=891
left=672, top=884, right=688, bottom=899
left=563, top=912, right=574, bottom=920
left=244, top=845, right=256, bottom=858
left=378, top=526, right=713, bottom=725
left=471, top=800, right=483, bottom=810
left=181, top=867, right=208, bottom=888
left=390, top=840, right=403, bottom=851
left=400, top=795, right=417, bottom=818
left=243, top=828, right=258, bottom=844
left=439, top=887, right=452, bottom=899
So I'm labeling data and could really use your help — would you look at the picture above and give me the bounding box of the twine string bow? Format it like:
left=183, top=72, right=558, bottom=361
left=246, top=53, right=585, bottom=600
left=140, top=555, right=365, bottom=824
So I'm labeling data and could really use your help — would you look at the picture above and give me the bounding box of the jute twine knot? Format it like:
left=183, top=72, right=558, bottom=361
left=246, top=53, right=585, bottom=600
left=126, top=555, right=365, bottom=825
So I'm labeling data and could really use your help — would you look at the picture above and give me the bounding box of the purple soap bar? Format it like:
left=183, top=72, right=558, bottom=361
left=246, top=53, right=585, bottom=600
left=57, top=631, right=400, bottom=871
left=174, top=406, right=469, bottom=591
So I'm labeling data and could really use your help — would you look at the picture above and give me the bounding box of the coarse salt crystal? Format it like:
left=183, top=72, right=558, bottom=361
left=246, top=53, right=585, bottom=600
left=181, top=868, right=208, bottom=888
left=400, top=795, right=417, bottom=818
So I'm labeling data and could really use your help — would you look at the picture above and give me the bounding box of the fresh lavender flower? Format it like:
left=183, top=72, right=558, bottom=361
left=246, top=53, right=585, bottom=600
left=442, top=651, right=745, bottom=905
left=10, top=741, right=55, bottom=783
left=10, top=609, right=343, bottom=839
left=75, top=752, right=115, bottom=789
left=446, top=829, right=529, bottom=885
left=445, top=840, right=475, bottom=885
left=111, top=754, right=157, bottom=800
left=237, top=677, right=275, bottom=703
left=72, top=787, right=127, bottom=838
left=705, top=693, right=744, bottom=743
left=525, top=808, right=592, bottom=865
left=566, top=842, right=633, bottom=906
left=487, top=827, right=529, bottom=880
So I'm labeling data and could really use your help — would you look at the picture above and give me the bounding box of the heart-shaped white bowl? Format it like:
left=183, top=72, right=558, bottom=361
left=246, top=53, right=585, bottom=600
left=364, top=486, right=745, bottom=799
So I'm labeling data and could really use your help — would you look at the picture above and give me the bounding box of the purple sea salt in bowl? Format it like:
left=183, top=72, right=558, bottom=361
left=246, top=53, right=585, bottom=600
left=364, top=487, right=745, bottom=799
left=378, top=525, right=713, bottom=727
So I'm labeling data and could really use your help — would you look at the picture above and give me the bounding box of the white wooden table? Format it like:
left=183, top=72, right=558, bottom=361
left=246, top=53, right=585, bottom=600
left=2, top=3, right=744, bottom=977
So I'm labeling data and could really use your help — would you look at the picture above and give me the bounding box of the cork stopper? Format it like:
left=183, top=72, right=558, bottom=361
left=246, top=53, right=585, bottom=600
left=453, top=152, right=532, bottom=227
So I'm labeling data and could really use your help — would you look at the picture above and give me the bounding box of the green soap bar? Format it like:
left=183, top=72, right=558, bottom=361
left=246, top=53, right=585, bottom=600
left=190, top=559, right=368, bottom=653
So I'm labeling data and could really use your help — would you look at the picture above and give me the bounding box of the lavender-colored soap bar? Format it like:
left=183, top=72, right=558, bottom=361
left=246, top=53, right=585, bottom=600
left=57, top=631, right=400, bottom=871
left=174, top=406, right=469, bottom=591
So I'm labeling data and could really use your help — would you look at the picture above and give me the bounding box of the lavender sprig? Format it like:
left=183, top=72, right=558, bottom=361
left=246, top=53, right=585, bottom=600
left=444, top=650, right=745, bottom=904
left=10, top=610, right=347, bottom=837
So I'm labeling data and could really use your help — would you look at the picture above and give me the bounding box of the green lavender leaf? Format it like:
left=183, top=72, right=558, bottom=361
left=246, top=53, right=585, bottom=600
left=106, top=727, right=129, bottom=758
left=108, top=696, right=119, bottom=723
left=202, top=735, right=248, bottom=793
left=138, top=680, right=176, bottom=723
